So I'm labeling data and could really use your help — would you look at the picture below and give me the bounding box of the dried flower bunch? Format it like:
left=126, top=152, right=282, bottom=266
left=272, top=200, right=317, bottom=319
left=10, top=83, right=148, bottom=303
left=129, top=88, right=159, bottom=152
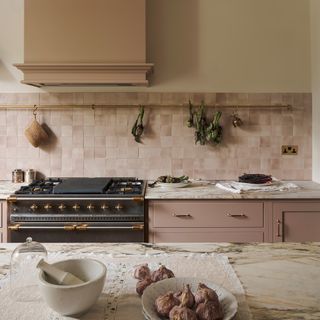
left=155, top=282, right=223, bottom=320
left=133, top=263, right=175, bottom=296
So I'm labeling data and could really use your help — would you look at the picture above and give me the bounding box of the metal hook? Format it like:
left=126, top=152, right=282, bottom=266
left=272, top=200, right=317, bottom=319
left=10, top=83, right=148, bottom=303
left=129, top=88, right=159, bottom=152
left=33, top=105, right=38, bottom=119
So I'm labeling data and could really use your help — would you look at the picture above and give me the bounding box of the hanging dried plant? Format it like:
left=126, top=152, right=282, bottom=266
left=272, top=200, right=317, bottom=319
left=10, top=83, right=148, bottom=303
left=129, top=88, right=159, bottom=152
left=131, top=106, right=145, bottom=143
left=187, top=101, right=223, bottom=145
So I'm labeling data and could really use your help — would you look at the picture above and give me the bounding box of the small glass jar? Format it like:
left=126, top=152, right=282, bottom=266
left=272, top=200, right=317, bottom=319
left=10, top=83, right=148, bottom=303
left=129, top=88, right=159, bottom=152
left=10, top=237, right=47, bottom=301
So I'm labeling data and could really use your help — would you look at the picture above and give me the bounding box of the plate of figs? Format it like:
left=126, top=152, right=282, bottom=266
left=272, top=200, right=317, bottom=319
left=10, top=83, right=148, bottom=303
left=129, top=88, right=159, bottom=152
left=141, top=277, right=238, bottom=320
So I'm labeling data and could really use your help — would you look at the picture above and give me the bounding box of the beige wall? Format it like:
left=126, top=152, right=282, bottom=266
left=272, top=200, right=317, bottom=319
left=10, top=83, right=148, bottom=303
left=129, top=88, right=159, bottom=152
left=0, top=0, right=311, bottom=93
left=311, top=0, right=320, bottom=182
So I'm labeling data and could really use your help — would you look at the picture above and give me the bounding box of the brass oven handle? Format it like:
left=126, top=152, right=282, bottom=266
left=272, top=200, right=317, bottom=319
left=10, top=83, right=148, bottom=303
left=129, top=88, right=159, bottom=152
left=64, top=225, right=77, bottom=231
left=76, top=224, right=88, bottom=231
left=277, top=219, right=281, bottom=237
left=172, top=214, right=192, bottom=218
left=226, top=214, right=247, bottom=218
left=8, top=224, right=144, bottom=231
left=132, top=224, right=144, bottom=231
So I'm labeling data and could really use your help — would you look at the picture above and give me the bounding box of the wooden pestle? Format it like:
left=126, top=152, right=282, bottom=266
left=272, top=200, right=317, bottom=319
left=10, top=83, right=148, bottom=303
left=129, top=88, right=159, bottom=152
left=37, top=259, right=85, bottom=285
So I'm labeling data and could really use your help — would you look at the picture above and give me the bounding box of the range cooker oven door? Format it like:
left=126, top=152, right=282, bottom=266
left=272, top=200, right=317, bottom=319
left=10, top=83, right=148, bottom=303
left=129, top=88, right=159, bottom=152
left=8, top=223, right=144, bottom=243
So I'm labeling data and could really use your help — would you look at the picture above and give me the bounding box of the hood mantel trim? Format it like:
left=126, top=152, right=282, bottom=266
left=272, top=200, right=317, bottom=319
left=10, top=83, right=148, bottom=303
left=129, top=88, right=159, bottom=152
left=14, top=63, right=154, bottom=87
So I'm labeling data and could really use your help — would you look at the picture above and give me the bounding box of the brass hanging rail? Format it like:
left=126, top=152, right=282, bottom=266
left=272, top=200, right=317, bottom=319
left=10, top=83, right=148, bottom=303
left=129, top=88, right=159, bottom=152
left=0, top=103, right=293, bottom=110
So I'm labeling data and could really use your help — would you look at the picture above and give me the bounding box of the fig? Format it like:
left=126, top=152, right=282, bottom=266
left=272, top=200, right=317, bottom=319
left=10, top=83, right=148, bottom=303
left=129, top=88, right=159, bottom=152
left=136, top=277, right=153, bottom=296
left=169, top=305, right=197, bottom=320
left=151, top=265, right=175, bottom=282
left=195, top=283, right=219, bottom=307
left=155, top=291, right=180, bottom=317
left=169, top=290, right=197, bottom=320
left=133, top=263, right=151, bottom=280
left=196, top=293, right=223, bottom=320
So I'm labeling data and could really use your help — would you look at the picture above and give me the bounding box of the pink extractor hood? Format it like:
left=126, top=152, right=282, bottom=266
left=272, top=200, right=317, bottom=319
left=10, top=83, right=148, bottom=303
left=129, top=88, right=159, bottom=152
left=15, top=0, right=153, bottom=87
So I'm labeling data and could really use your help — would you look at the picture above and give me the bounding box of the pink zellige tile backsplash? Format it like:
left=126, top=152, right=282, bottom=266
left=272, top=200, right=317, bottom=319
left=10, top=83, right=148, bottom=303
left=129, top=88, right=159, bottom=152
left=0, top=92, right=312, bottom=180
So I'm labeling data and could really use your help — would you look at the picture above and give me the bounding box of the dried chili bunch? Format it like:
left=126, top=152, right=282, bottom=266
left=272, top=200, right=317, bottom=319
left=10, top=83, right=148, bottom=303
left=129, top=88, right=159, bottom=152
left=131, top=106, right=145, bottom=143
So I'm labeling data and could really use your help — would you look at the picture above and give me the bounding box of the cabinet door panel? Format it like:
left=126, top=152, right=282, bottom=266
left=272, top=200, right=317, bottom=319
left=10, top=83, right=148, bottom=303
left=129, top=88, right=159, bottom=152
left=153, top=231, right=264, bottom=243
left=153, top=201, right=263, bottom=228
left=273, top=202, right=320, bottom=242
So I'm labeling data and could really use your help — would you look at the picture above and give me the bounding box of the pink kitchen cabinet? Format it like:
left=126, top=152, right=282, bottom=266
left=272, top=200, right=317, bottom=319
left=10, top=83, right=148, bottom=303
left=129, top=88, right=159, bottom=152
left=0, top=201, right=7, bottom=243
left=273, top=202, right=320, bottom=242
left=148, top=200, right=272, bottom=243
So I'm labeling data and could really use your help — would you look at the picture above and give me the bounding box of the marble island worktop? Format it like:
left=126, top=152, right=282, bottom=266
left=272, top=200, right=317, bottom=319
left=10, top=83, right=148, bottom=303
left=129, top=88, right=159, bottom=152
left=145, top=180, right=320, bottom=199
left=0, top=242, right=319, bottom=319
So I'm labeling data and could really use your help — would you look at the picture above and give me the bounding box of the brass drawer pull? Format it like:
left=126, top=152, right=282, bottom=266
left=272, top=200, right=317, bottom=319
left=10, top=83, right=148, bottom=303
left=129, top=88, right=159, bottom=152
left=172, top=214, right=192, bottom=218
left=277, top=219, right=281, bottom=237
left=226, top=214, right=247, bottom=218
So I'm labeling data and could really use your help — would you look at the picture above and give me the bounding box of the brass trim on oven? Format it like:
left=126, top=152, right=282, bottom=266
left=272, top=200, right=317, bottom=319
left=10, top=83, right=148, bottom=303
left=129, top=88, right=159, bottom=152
left=76, top=224, right=88, bottom=231
left=132, top=224, right=144, bottom=231
left=7, top=196, right=17, bottom=203
left=133, top=197, right=144, bottom=202
left=8, top=224, right=20, bottom=231
left=64, top=224, right=77, bottom=231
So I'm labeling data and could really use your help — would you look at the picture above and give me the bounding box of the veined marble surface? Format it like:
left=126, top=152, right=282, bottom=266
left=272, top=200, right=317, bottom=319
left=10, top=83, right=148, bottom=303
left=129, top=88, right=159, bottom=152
left=0, top=242, right=319, bottom=320
left=0, top=181, right=26, bottom=200
left=145, top=180, right=320, bottom=199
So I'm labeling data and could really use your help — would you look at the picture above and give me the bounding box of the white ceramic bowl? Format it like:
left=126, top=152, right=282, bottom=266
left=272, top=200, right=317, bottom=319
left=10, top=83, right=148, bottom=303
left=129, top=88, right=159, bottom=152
left=142, top=277, right=238, bottom=320
left=38, top=259, right=106, bottom=316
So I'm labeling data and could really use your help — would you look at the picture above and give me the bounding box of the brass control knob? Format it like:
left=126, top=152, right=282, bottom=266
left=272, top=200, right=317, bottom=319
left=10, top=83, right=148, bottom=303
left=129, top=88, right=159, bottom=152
left=30, top=204, right=38, bottom=211
left=58, top=204, right=66, bottom=211
left=101, top=204, right=109, bottom=210
left=115, top=203, right=123, bottom=211
left=87, top=204, right=95, bottom=210
left=73, top=204, right=80, bottom=211
left=44, top=204, right=52, bottom=210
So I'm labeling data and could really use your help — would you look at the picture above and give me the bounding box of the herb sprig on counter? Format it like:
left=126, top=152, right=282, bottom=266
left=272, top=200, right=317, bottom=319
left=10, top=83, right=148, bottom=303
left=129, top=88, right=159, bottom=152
left=188, top=101, right=223, bottom=145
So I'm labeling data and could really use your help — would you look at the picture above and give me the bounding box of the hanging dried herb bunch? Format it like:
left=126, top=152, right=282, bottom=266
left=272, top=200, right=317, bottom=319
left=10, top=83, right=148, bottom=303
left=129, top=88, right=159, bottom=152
left=131, top=106, right=145, bottom=143
left=187, top=101, right=223, bottom=145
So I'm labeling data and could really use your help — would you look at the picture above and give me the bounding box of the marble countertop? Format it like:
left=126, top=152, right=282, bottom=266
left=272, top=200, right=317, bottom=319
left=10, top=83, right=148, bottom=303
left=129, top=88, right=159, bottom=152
left=145, top=180, right=320, bottom=200
left=0, top=181, right=26, bottom=200
left=0, top=242, right=319, bottom=320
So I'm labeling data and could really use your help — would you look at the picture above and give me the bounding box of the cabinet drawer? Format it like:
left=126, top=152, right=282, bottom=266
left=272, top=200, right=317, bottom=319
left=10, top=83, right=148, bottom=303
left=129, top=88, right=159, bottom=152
left=152, top=201, right=264, bottom=228
left=153, top=230, right=264, bottom=243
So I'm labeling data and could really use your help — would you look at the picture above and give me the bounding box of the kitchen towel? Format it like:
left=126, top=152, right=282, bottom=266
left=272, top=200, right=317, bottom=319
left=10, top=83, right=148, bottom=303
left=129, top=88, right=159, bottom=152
left=0, top=251, right=251, bottom=320
left=216, top=180, right=299, bottom=194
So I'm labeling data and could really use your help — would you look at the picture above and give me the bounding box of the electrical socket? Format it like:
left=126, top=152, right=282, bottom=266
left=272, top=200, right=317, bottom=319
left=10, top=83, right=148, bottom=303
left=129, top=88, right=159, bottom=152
left=281, top=145, right=298, bottom=155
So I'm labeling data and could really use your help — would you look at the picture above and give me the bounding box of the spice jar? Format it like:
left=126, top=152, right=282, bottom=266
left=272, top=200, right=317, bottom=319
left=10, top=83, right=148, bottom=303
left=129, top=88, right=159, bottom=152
left=12, top=169, right=24, bottom=183
left=25, top=169, right=36, bottom=183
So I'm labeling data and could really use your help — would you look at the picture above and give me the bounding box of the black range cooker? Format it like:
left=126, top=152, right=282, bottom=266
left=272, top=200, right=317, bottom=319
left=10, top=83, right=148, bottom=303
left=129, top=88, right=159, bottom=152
left=7, top=177, right=146, bottom=243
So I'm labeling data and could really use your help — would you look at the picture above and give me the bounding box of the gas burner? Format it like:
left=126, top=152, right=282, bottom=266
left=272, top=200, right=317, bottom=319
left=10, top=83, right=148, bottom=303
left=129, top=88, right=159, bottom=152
left=14, top=177, right=145, bottom=197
